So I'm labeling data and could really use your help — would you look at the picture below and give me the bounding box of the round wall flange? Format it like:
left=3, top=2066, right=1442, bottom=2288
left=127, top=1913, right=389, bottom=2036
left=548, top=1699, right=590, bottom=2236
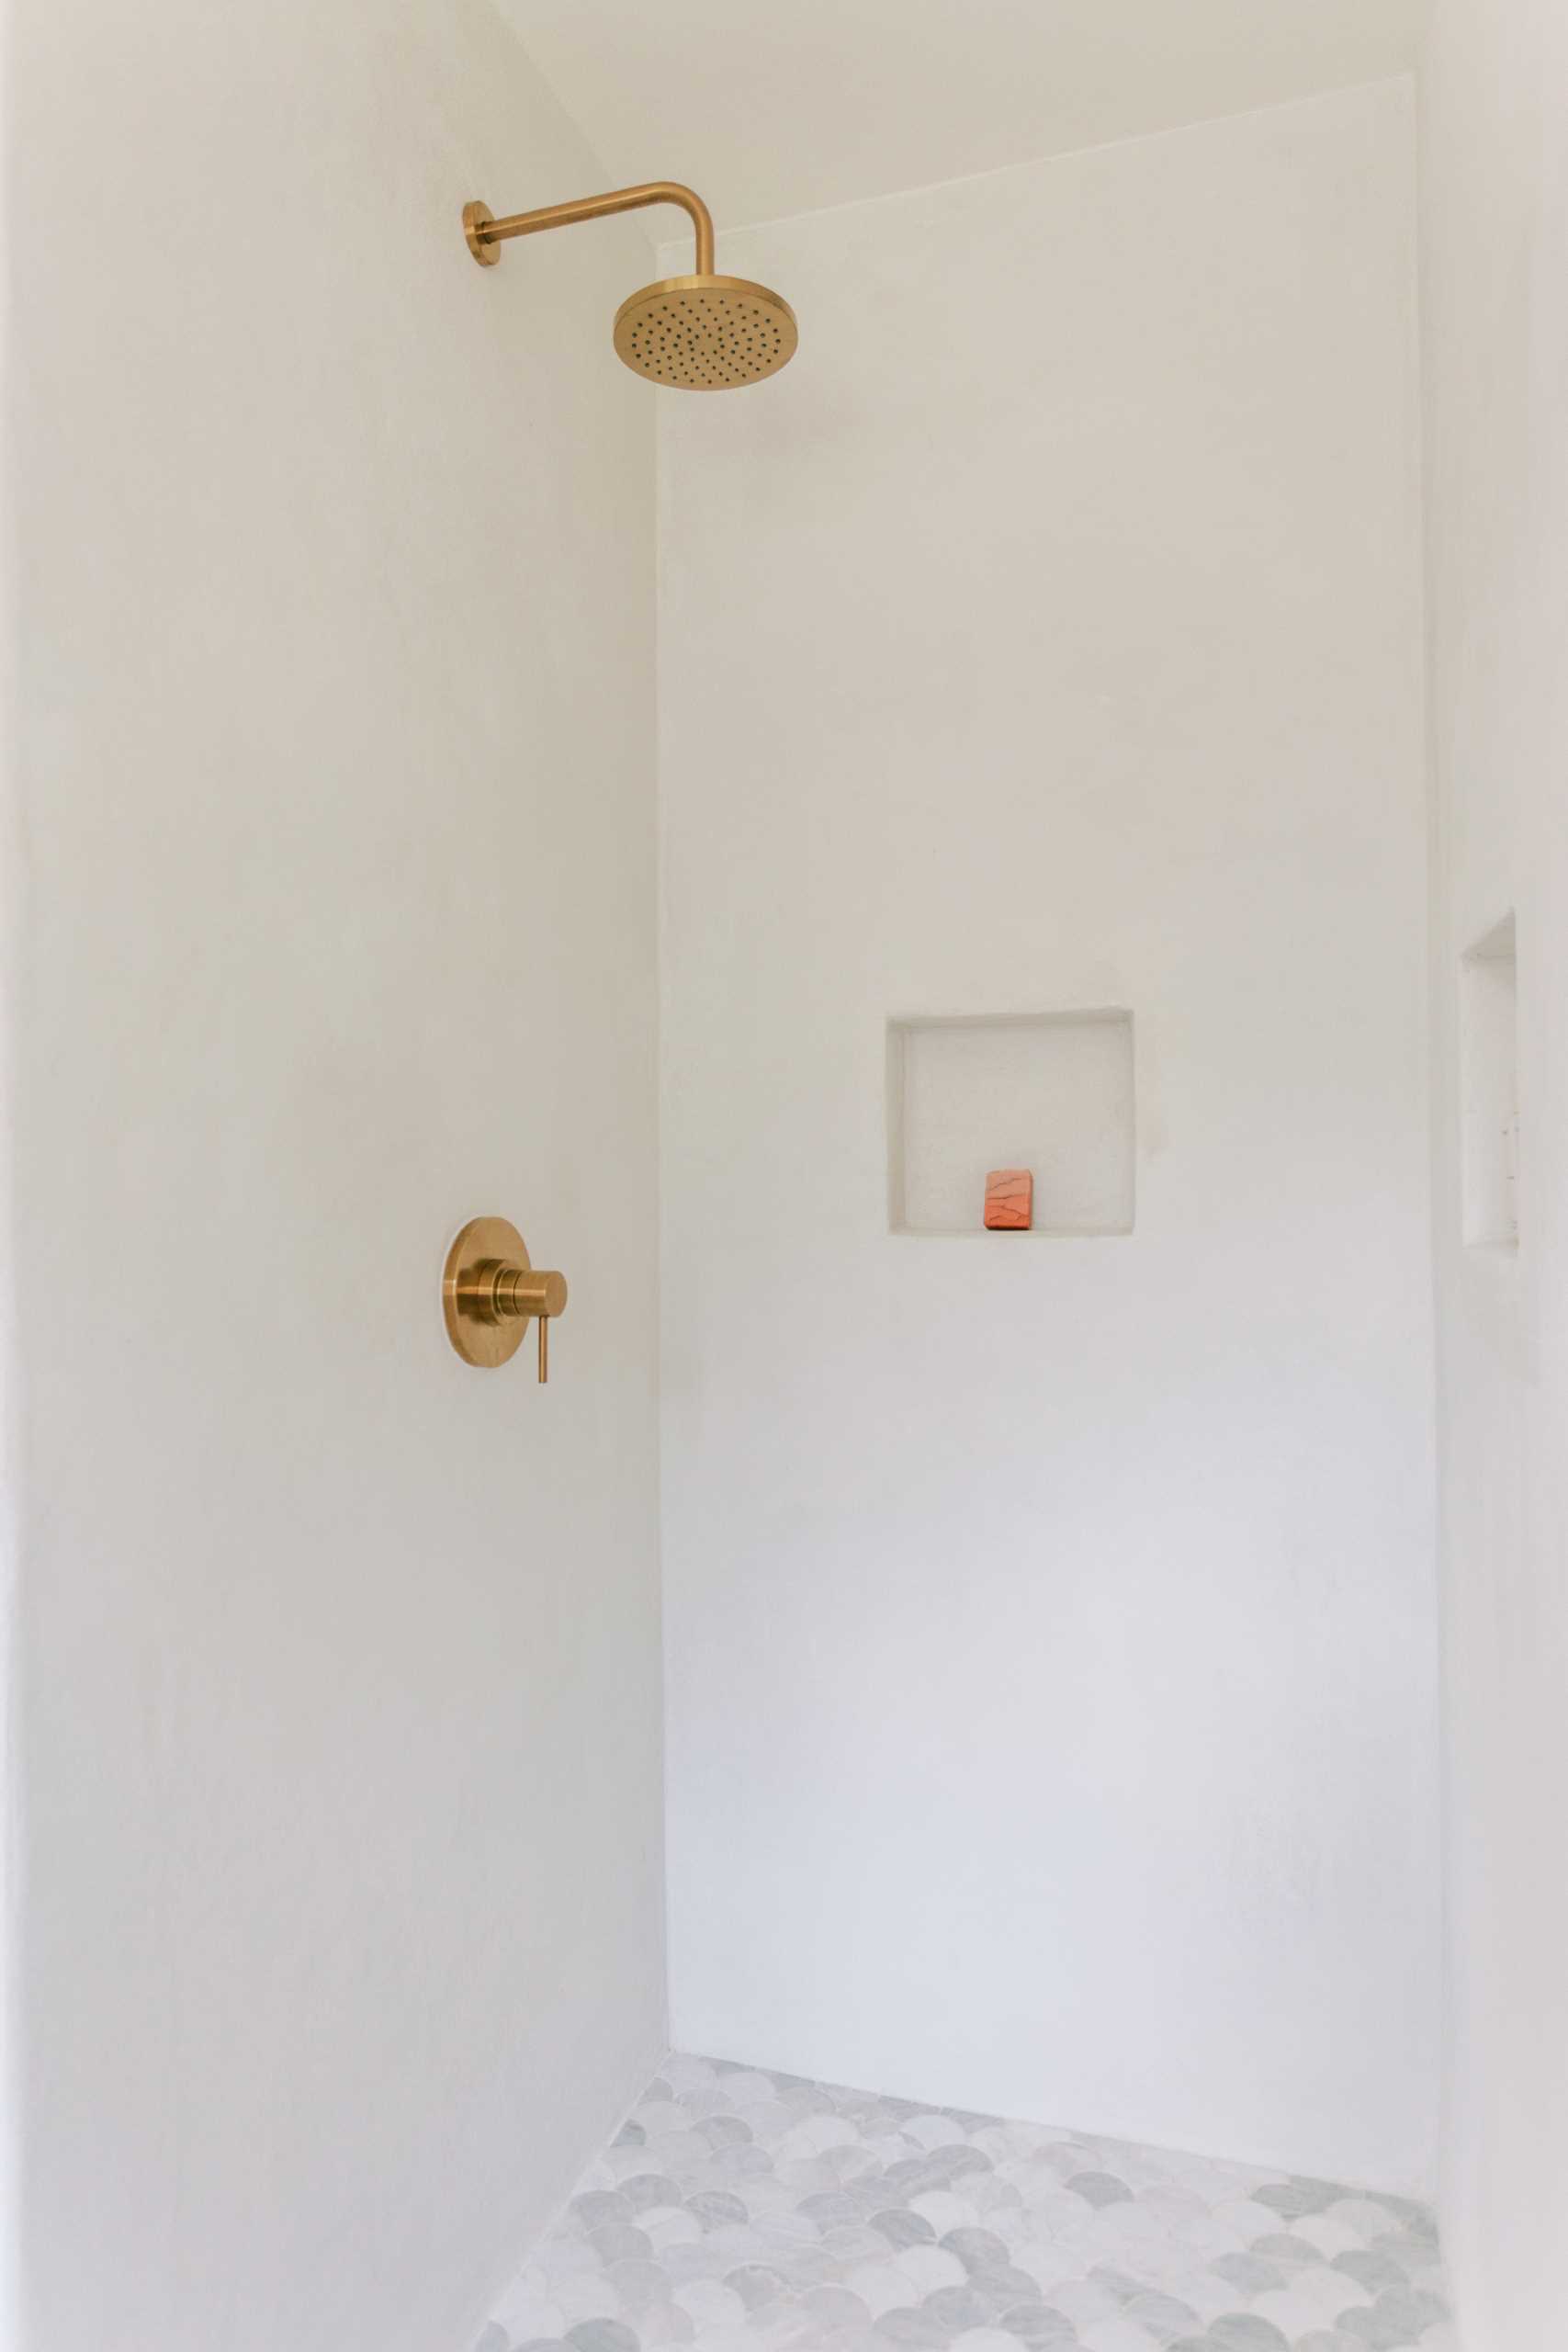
left=444, top=1216, right=531, bottom=1366
left=464, top=200, right=501, bottom=266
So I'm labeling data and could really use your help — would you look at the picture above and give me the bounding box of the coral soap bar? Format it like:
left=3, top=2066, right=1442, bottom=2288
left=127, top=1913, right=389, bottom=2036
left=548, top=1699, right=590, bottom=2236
left=984, top=1169, right=1033, bottom=1229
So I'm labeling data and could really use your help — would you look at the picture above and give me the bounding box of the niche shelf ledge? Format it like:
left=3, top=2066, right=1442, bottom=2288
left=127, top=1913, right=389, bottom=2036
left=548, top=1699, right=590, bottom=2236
left=1460, top=913, right=1519, bottom=1253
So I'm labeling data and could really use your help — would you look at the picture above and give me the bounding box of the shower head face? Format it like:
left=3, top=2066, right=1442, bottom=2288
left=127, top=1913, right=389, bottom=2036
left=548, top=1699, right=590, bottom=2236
left=614, top=274, right=797, bottom=390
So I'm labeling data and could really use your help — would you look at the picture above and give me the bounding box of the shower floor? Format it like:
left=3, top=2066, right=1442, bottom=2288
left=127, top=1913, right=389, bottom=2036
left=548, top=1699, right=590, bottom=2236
left=475, top=2053, right=1453, bottom=2352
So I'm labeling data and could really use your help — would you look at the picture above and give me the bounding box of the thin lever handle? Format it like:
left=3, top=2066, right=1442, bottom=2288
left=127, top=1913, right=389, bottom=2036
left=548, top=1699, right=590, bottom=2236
left=490, top=1261, right=566, bottom=1389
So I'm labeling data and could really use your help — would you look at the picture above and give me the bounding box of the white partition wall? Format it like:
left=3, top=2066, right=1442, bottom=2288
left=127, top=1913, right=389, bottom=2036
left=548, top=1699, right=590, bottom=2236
left=1421, top=0, right=1568, bottom=2342
left=6, top=4, right=665, bottom=2346
left=658, top=81, right=1440, bottom=2193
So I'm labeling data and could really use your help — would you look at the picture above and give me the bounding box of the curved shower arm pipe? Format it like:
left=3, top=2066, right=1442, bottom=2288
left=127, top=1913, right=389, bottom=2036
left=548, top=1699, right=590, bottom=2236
left=464, top=180, right=716, bottom=276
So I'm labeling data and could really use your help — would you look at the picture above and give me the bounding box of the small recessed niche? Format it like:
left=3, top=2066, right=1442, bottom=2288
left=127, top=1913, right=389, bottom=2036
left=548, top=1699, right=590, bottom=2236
left=1460, top=914, right=1519, bottom=1252
left=887, top=1011, right=1134, bottom=1237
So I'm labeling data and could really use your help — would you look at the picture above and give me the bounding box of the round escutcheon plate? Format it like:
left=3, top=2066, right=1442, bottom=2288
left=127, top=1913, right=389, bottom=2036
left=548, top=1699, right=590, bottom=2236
left=463, top=200, right=501, bottom=265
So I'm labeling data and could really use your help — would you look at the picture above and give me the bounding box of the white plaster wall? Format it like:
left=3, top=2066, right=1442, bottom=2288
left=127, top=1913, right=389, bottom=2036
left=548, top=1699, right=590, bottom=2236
left=1419, top=1, right=1568, bottom=2339
left=6, top=3, right=664, bottom=2346
left=659, top=83, right=1439, bottom=2192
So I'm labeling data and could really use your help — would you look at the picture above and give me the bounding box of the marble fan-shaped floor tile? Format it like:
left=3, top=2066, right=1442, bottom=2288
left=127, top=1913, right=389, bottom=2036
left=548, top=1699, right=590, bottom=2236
left=476, top=2057, right=1451, bottom=2352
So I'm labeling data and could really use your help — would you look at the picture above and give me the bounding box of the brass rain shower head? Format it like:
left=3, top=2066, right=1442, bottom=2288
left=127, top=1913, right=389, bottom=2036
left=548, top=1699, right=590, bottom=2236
left=462, top=180, right=797, bottom=390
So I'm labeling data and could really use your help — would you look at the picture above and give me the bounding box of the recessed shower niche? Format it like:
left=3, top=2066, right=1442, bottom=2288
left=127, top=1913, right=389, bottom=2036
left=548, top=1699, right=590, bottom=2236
left=887, top=1012, right=1135, bottom=1237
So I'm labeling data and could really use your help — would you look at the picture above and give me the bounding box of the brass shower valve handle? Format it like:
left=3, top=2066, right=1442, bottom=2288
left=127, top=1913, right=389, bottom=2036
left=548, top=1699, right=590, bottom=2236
left=443, top=1218, right=568, bottom=1378
left=486, top=1262, right=568, bottom=1329
left=475, top=1261, right=567, bottom=1383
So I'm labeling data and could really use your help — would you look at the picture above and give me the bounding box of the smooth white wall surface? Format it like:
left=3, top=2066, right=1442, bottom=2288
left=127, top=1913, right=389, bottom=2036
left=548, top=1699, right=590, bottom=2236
left=502, top=0, right=1425, bottom=229
left=660, top=84, right=1439, bottom=2192
left=1420, top=1, right=1568, bottom=2339
left=6, top=3, right=663, bottom=2346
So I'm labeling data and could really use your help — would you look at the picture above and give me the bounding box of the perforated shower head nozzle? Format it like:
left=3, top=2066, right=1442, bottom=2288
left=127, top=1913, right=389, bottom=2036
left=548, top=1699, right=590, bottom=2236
left=614, top=275, right=798, bottom=390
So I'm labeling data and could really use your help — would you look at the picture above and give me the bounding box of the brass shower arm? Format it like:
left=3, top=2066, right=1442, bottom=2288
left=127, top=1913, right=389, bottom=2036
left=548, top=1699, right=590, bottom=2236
left=463, top=180, right=716, bottom=276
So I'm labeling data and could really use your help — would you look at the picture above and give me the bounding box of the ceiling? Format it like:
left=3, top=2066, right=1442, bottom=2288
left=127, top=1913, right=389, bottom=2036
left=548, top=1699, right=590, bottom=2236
left=497, top=0, right=1427, bottom=232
